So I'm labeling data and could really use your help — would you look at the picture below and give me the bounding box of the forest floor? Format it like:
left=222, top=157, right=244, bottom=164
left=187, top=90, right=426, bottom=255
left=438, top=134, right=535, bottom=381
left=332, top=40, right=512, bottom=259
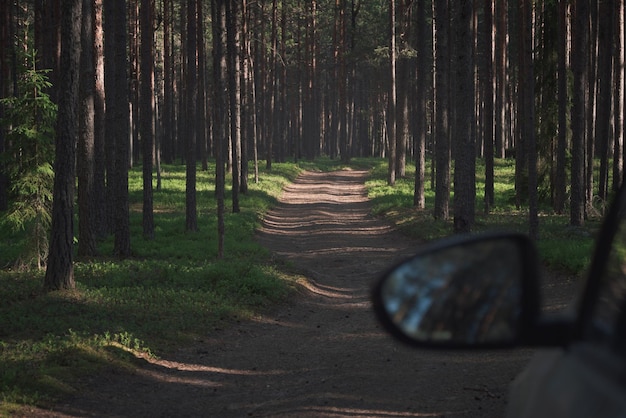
left=17, top=169, right=579, bottom=417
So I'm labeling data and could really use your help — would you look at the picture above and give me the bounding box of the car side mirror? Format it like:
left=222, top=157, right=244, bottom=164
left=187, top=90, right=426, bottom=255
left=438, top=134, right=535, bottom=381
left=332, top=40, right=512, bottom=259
left=372, top=233, right=543, bottom=348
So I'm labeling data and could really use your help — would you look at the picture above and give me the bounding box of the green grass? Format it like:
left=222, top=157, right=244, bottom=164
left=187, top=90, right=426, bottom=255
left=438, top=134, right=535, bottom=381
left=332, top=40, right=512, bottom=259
left=365, top=157, right=601, bottom=275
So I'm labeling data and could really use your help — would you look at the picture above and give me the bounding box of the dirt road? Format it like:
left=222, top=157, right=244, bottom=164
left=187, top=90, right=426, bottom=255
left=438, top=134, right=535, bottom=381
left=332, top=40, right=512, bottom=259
left=29, top=170, right=542, bottom=417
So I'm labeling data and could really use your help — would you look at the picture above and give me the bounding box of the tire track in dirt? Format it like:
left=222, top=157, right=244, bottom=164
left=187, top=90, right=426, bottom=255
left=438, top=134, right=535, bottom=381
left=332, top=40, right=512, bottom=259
left=28, top=170, right=534, bottom=418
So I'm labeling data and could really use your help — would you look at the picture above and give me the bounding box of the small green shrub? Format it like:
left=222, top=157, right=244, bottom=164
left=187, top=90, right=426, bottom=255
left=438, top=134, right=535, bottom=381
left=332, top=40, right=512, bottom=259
left=0, top=51, right=56, bottom=270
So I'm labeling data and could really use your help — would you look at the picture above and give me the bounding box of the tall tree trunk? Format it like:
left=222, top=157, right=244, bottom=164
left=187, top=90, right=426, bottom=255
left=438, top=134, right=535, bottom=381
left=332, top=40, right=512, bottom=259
left=434, top=0, right=450, bottom=220
left=302, top=0, right=313, bottom=160
left=337, top=0, right=349, bottom=163
left=0, top=1, right=9, bottom=211
left=304, top=0, right=319, bottom=161
left=571, top=0, right=589, bottom=226
left=614, top=0, right=624, bottom=190
left=227, top=0, right=241, bottom=213
left=185, top=0, right=198, bottom=232
left=522, top=0, right=538, bottom=239
left=453, top=0, right=475, bottom=233
left=197, top=0, right=208, bottom=171
left=246, top=0, right=260, bottom=183
left=254, top=1, right=267, bottom=168
left=585, top=1, right=598, bottom=212
left=178, top=1, right=187, bottom=165
left=103, top=0, right=116, bottom=237
left=162, top=0, right=173, bottom=164
left=141, top=0, right=155, bottom=239
left=348, top=0, right=360, bottom=161
left=396, top=0, right=410, bottom=178
left=44, top=0, right=82, bottom=290
left=413, top=0, right=426, bottom=209
left=494, top=0, right=507, bottom=158
left=240, top=0, right=250, bottom=193
left=328, top=0, right=340, bottom=159
left=483, top=0, right=495, bottom=213
left=129, top=2, right=140, bottom=166
left=113, top=0, right=131, bottom=256
left=554, top=0, right=568, bottom=214
left=212, top=0, right=227, bottom=258
left=623, top=0, right=626, bottom=182
left=78, top=0, right=96, bottom=256
left=387, top=0, right=397, bottom=186
left=514, top=0, right=527, bottom=210
left=277, top=1, right=287, bottom=162
left=596, top=0, right=614, bottom=202
left=266, top=0, right=278, bottom=170
left=93, top=0, right=106, bottom=237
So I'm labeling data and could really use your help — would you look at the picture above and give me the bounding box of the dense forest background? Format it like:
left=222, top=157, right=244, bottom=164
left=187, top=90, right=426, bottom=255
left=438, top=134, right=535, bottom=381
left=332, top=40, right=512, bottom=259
left=0, top=0, right=622, bottom=289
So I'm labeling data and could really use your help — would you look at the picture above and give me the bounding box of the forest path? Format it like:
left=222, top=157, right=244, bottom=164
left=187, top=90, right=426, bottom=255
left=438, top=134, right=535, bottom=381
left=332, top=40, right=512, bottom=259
left=28, top=169, right=536, bottom=417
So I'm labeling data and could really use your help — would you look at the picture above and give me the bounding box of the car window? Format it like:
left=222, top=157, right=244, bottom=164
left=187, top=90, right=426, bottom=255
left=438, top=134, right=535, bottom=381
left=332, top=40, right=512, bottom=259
left=588, top=197, right=626, bottom=354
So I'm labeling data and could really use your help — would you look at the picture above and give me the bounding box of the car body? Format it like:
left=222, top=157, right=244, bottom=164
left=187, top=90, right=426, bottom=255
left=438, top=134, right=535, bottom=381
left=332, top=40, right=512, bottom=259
left=372, top=185, right=626, bottom=417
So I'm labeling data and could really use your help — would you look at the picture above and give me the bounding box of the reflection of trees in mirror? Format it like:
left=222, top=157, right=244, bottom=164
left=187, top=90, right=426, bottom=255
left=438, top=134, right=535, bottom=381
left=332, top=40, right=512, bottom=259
left=382, top=238, right=523, bottom=344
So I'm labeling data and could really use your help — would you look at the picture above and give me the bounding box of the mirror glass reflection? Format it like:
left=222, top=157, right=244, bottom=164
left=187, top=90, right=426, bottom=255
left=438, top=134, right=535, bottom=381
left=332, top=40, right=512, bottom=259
left=381, top=238, right=524, bottom=345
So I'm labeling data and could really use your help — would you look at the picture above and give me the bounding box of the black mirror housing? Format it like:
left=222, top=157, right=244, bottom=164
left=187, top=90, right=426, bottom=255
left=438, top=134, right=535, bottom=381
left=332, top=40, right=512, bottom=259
left=372, top=232, right=546, bottom=349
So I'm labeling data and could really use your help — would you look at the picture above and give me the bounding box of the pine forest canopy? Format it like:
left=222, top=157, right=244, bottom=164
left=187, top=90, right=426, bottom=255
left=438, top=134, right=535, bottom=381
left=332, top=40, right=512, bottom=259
left=0, top=0, right=623, bottom=288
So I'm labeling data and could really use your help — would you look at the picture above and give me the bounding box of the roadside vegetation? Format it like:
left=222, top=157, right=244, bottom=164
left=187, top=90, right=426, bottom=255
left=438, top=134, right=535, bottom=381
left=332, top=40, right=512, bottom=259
left=1, top=161, right=303, bottom=414
left=366, top=158, right=602, bottom=275
left=1, top=157, right=601, bottom=414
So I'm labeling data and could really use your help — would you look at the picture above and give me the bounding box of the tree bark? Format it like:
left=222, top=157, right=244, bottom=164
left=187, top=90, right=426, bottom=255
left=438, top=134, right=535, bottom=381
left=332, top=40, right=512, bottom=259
left=265, top=0, right=278, bottom=169
left=44, top=0, right=82, bottom=291
left=128, top=2, right=139, bottom=166
left=413, top=0, right=427, bottom=209
left=227, top=0, right=241, bottom=213
left=140, top=0, right=155, bottom=239
left=77, top=0, right=96, bottom=256
left=614, top=0, right=624, bottom=190
left=571, top=0, right=589, bottom=226
left=452, top=0, right=475, bottom=233
left=162, top=0, right=173, bottom=164
left=337, top=0, right=349, bottom=163
left=93, top=0, right=106, bottom=237
left=554, top=0, right=568, bottom=214
left=434, top=0, right=450, bottom=220
left=387, top=0, right=397, bottom=186
left=522, top=0, right=538, bottom=239
left=240, top=0, right=250, bottom=193
left=585, top=1, right=598, bottom=211
left=197, top=0, right=208, bottom=171
left=0, top=2, right=11, bottom=211
left=483, top=0, right=495, bottom=213
left=212, top=0, right=227, bottom=258
left=395, top=0, right=410, bottom=179
left=494, top=0, right=507, bottom=158
left=103, top=0, right=116, bottom=238
left=596, top=0, right=614, bottom=201
left=185, top=0, right=198, bottom=232
left=112, top=0, right=131, bottom=256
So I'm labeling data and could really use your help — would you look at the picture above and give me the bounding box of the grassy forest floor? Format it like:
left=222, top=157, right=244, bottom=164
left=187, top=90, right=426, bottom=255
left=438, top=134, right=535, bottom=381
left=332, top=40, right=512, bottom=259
left=1, top=157, right=597, bottom=416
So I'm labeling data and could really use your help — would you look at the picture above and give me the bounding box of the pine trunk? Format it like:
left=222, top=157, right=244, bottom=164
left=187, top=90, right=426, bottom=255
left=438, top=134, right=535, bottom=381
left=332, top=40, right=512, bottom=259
left=78, top=0, right=97, bottom=256
left=45, top=0, right=82, bottom=291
